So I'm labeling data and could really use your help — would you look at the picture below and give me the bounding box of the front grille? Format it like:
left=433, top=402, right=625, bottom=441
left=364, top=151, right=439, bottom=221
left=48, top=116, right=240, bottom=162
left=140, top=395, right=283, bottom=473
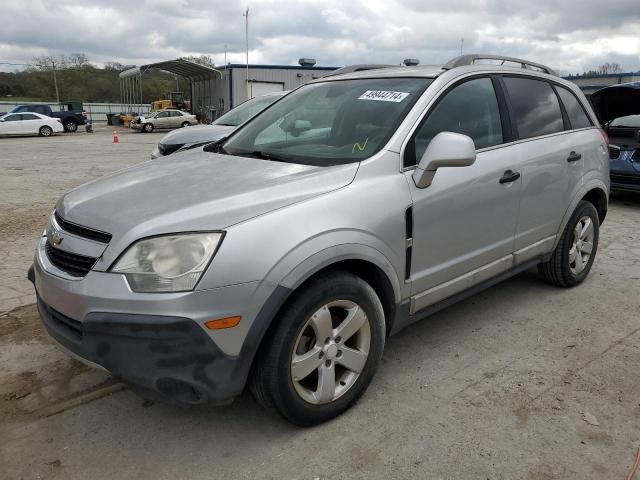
left=54, top=212, right=112, bottom=243
left=45, top=241, right=97, bottom=277
left=610, top=173, right=640, bottom=186
left=39, top=298, right=83, bottom=342
left=158, top=143, right=183, bottom=156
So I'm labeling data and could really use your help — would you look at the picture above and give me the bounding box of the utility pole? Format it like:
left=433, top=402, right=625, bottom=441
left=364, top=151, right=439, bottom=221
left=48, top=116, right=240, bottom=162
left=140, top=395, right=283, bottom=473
left=224, top=44, right=228, bottom=65
left=460, top=38, right=464, bottom=56
left=243, top=8, right=250, bottom=99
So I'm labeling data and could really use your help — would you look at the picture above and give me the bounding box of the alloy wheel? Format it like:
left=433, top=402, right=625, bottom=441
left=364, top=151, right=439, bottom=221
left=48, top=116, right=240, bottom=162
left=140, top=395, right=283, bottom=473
left=291, top=300, right=371, bottom=405
left=569, top=215, right=594, bottom=275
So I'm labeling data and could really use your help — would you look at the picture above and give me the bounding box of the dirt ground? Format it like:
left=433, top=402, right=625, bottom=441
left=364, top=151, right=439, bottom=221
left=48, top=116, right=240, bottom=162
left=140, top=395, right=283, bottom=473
left=1, top=126, right=639, bottom=479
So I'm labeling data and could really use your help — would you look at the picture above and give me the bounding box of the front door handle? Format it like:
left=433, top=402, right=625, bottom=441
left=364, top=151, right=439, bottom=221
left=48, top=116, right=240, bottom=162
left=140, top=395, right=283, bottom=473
left=499, top=169, right=521, bottom=184
left=567, top=151, right=582, bottom=162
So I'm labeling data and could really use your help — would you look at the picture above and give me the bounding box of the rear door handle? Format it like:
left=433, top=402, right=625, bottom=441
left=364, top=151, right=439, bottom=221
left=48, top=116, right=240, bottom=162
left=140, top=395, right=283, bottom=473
left=567, top=151, right=582, bottom=162
left=499, top=169, right=521, bottom=184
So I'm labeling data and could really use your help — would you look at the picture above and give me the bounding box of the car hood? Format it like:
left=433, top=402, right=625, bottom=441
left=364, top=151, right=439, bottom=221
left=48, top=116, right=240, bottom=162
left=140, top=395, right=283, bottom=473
left=159, top=124, right=236, bottom=146
left=56, top=148, right=358, bottom=244
left=591, top=82, right=640, bottom=125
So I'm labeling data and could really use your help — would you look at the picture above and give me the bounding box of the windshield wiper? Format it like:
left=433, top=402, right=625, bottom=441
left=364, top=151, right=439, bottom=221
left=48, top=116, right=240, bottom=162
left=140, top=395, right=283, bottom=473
left=203, top=136, right=228, bottom=154
left=247, top=150, right=291, bottom=163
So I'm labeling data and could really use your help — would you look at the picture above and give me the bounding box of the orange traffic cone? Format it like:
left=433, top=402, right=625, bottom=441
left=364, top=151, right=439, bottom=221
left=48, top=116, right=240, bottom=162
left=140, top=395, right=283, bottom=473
left=113, top=130, right=119, bottom=144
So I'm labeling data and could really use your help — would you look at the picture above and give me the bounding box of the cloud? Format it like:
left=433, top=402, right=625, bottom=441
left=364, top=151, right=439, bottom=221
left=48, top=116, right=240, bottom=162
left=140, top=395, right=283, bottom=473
left=0, top=0, right=639, bottom=73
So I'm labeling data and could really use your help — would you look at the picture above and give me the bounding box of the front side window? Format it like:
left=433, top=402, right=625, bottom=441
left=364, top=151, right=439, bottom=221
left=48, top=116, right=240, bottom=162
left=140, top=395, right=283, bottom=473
left=222, top=78, right=432, bottom=166
left=556, top=87, right=592, bottom=130
left=214, top=95, right=280, bottom=127
left=406, top=77, right=503, bottom=167
left=503, top=77, right=564, bottom=140
left=3, top=114, right=21, bottom=122
left=156, top=112, right=169, bottom=118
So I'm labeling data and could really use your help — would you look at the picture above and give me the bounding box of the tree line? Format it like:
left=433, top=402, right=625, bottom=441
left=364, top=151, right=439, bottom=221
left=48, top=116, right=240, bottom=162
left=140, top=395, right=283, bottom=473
left=0, top=53, right=215, bottom=104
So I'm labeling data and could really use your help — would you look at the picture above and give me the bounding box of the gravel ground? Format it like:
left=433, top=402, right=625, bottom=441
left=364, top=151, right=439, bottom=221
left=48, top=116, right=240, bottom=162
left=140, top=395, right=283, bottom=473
left=1, top=126, right=639, bottom=479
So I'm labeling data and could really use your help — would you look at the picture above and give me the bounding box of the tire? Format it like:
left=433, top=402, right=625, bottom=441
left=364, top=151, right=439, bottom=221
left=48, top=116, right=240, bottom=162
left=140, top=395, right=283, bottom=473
left=39, top=126, right=53, bottom=137
left=249, top=271, right=385, bottom=426
left=143, top=123, right=154, bottom=133
left=181, top=121, right=191, bottom=128
left=538, top=200, right=599, bottom=287
left=63, top=120, right=77, bottom=132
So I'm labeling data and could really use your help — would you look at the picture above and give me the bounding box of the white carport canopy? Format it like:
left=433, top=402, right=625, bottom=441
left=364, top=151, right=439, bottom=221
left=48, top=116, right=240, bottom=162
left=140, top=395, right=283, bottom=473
left=119, top=59, right=222, bottom=117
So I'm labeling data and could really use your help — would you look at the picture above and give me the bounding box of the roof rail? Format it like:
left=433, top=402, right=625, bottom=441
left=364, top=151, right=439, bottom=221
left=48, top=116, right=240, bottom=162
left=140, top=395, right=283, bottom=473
left=325, top=64, right=398, bottom=77
left=443, top=54, right=557, bottom=76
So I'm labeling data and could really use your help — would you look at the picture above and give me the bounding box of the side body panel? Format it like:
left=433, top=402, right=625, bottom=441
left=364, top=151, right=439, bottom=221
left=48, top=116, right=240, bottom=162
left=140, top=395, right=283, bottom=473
left=404, top=145, right=521, bottom=296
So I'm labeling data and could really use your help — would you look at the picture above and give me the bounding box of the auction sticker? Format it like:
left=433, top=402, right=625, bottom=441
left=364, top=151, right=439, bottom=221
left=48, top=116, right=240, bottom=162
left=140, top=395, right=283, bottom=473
left=358, top=90, right=410, bottom=102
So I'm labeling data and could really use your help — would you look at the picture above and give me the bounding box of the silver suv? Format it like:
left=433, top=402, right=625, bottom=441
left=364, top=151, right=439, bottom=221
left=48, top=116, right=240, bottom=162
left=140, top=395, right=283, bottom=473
left=30, top=54, right=609, bottom=426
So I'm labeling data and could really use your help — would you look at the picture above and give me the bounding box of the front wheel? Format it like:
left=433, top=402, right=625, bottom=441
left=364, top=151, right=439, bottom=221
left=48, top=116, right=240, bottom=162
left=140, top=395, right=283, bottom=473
left=143, top=123, right=154, bottom=133
left=39, top=126, right=53, bottom=137
left=538, top=200, right=599, bottom=287
left=249, top=272, right=385, bottom=426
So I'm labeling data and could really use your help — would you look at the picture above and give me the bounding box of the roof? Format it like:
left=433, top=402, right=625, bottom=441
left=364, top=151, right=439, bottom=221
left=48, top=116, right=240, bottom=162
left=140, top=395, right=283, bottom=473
left=120, top=59, right=222, bottom=80
left=222, top=63, right=338, bottom=71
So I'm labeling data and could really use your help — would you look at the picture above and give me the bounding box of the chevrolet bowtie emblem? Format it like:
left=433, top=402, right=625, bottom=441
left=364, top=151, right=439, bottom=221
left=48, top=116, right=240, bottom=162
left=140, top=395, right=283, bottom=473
left=50, top=230, right=64, bottom=246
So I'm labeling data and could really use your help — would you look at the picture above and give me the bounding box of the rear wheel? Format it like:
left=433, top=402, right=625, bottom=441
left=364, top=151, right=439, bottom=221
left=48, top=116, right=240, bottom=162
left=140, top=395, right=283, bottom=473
left=181, top=121, right=191, bottom=128
left=143, top=123, right=154, bottom=133
left=249, top=272, right=385, bottom=426
left=39, top=126, right=53, bottom=137
left=538, top=200, right=599, bottom=287
left=63, top=120, right=77, bottom=132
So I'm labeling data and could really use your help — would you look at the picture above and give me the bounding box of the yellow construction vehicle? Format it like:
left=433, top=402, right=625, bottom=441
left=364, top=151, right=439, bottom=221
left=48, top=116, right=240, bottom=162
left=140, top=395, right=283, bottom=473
left=151, top=92, right=191, bottom=112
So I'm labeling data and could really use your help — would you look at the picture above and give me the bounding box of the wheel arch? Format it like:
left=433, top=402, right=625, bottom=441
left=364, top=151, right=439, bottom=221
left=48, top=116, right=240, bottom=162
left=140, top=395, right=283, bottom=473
left=554, top=180, right=608, bottom=249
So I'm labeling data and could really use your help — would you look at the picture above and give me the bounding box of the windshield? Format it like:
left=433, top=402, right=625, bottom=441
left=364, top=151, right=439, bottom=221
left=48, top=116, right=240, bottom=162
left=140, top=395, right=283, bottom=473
left=222, top=78, right=432, bottom=166
left=213, top=94, right=281, bottom=127
left=610, top=115, right=640, bottom=128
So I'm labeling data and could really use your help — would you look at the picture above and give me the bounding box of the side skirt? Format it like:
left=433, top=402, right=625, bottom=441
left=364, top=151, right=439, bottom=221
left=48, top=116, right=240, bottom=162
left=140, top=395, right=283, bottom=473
left=390, top=256, right=547, bottom=336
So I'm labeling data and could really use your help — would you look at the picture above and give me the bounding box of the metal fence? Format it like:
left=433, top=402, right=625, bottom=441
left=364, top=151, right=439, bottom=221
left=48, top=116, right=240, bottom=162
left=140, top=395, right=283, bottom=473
left=0, top=101, right=151, bottom=122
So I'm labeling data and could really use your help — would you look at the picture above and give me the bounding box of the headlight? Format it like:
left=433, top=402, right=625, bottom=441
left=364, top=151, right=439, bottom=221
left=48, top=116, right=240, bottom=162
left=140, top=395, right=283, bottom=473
left=111, top=232, right=223, bottom=293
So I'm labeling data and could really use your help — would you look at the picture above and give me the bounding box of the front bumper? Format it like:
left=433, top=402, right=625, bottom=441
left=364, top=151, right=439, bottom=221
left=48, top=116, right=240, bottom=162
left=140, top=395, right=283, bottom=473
left=130, top=122, right=143, bottom=130
left=28, top=247, right=283, bottom=405
left=610, top=172, right=640, bottom=192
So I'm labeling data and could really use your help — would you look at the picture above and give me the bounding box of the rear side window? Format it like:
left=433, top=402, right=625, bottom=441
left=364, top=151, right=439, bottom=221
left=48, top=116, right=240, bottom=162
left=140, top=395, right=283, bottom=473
left=556, top=87, right=592, bottom=129
left=21, top=113, right=39, bottom=120
left=503, top=77, right=564, bottom=140
left=407, top=77, right=503, bottom=167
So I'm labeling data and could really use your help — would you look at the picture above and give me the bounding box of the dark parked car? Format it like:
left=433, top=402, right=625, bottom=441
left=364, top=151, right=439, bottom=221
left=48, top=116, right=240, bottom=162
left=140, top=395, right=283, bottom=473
left=2, top=103, right=87, bottom=132
left=591, top=82, right=640, bottom=192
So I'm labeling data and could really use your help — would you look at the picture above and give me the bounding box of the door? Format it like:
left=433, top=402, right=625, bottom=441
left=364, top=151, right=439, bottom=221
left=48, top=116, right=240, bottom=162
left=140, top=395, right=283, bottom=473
left=250, top=81, right=284, bottom=98
left=501, top=77, right=585, bottom=252
left=0, top=113, right=24, bottom=134
left=154, top=111, right=170, bottom=128
left=20, top=113, right=42, bottom=134
left=169, top=110, right=185, bottom=127
left=403, top=76, right=521, bottom=310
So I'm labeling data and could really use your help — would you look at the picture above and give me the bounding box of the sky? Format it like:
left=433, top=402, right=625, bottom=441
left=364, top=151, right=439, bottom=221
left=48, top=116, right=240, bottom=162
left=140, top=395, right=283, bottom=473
left=1, top=0, right=639, bottom=74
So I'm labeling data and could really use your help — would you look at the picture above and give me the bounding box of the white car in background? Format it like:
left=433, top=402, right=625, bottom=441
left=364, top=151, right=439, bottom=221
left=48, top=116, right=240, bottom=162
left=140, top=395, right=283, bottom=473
left=0, top=112, right=64, bottom=137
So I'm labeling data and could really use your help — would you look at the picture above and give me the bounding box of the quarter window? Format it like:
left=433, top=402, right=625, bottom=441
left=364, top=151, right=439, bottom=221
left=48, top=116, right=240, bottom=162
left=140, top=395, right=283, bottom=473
left=503, top=77, right=564, bottom=140
left=556, top=87, right=592, bottom=130
left=407, top=77, right=503, bottom=167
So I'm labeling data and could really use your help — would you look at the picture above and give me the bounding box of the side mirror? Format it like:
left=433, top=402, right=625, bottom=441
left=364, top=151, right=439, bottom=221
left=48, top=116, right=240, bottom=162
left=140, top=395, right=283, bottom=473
left=412, top=132, right=476, bottom=188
